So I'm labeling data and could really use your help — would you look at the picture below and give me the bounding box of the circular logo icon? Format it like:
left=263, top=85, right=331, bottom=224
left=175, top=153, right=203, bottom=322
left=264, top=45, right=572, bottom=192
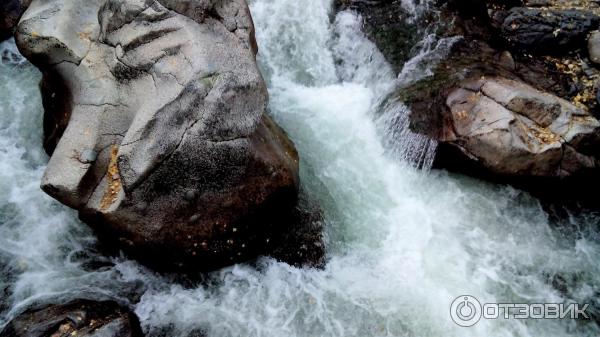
left=450, top=295, right=482, bottom=327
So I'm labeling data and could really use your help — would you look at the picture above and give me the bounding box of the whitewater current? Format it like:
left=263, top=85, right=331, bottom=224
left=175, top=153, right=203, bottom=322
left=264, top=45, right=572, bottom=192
left=1, top=1, right=600, bottom=336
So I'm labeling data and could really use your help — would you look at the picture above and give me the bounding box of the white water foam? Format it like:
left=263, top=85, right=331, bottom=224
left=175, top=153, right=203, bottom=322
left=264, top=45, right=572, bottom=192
left=0, top=40, right=145, bottom=325
left=0, top=2, right=599, bottom=337
left=375, top=35, right=462, bottom=169
left=376, top=101, right=439, bottom=169
left=135, top=1, right=600, bottom=336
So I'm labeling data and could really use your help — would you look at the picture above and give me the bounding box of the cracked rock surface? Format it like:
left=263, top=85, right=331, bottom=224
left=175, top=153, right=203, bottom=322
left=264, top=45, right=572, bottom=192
left=15, top=0, right=300, bottom=272
left=377, top=0, right=600, bottom=197
left=444, top=76, right=600, bottom=176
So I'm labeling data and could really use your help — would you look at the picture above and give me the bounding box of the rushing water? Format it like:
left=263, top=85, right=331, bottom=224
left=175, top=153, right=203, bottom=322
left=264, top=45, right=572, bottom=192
left=1, top=0, right=600, bottom=336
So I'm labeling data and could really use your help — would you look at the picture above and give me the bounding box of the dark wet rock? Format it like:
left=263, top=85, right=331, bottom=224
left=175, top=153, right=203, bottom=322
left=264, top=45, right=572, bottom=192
left=39, top=70, right=71, bottom=155
left=436, top=0, right=600, bottom=56
left=1, top=46, right=24, bottom=64
left=492, top=7, right=600, bottom=54
left=433, top=0, right=520, bottom=42
left=269, top=190, right=326, bottom=268
left=0, top=299, right=142, bottom=337
left=144, top=324, right=207, bottom=337
left=335, top=0, right=427, bottom=72
left=16, top=0, right=302, bottom=272
left=0, top=0, right=29, bottom=42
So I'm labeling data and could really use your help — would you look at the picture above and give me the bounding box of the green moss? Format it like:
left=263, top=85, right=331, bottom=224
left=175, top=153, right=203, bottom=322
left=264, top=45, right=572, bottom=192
left=200, top=73, right=218, bottom=88
left=367, top=24, right=420, bottom=72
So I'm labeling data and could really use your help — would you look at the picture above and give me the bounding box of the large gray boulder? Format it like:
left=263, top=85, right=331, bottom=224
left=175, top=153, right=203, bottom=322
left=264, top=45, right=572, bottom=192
left=16, top=0, right=300, bottom=272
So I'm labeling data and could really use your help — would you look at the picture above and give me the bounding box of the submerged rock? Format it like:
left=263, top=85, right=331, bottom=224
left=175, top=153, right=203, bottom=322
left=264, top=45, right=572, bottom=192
left=269, top=190, right=326, bottom=268
left=0, top=299, right=142, bottom=337
left=16, top=0, right=301, bottom=272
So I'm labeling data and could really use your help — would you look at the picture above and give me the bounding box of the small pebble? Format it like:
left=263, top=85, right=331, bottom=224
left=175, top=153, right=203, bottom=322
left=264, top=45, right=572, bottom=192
left=184, top=190, right=197, bottom=201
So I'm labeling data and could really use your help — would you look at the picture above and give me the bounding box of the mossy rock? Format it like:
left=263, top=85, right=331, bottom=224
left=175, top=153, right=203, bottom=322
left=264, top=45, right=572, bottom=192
left=385, top=38, right=576, bottom=138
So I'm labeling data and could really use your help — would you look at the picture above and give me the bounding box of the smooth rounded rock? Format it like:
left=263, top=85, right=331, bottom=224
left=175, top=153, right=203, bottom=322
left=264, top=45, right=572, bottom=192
left=588, top=30, right=600, bottom=65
